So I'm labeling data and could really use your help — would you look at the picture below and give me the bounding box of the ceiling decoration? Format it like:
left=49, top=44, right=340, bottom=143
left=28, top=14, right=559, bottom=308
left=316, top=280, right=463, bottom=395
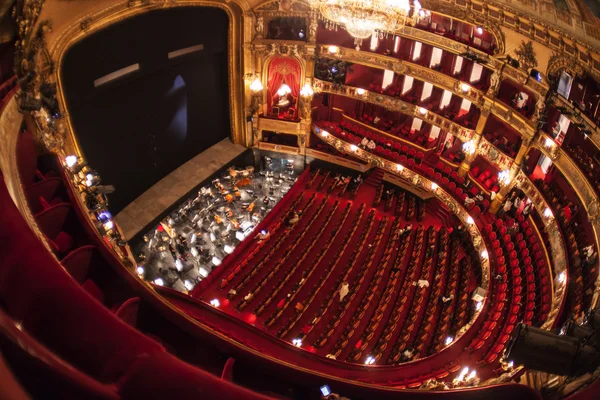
left=309, top=0, right=422, bottom=47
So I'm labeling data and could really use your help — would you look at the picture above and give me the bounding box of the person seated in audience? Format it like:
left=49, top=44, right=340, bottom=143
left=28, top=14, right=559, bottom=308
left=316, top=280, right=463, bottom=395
left=442, top=294, right=454, bottom=303
left=287, top=212, right=300, bottom=226
left=244, top=293, right=253, bottom=302
left=522, top=201, right=532, bottom=217
left=256, top=229, right=270, bottom=241
left=401, top=348, right=415, bottom=362
left=507, top=221, right=520, bottom=235
left=583, top=252, right=597, bottom=269
left=373, top=116, right=381, bottom=125
left=359, top=136, right=369, bottom=149
left=367, top=139, right=376, bottom=150
left=412, top=279, right=429, bottom=288
left=385, top=188, right=394, bottom=201
left=500, top=197, right=512, bottom=217
left=464, top=196, right=475, bottom=207
left=339, top=281, right=349, bottom=302
left=583, top=244, right=595, bottom=258
left=494, top=274, right=503, bottom=281
left=229, top=289, right=237, bottom=296
left=475, top=193, right=484, bottom=203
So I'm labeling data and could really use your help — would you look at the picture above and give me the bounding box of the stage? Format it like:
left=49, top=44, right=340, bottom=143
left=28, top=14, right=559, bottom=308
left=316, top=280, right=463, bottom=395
left=115, top=138, right=246, bottom=240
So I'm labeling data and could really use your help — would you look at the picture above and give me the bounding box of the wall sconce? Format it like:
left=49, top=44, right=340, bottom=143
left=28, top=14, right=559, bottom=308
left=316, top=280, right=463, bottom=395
left=321, top=130, right=329, bottom=138
left=248, top=77, right=264, bottom=115
left=431, top=182, right=438, bottom=190
left=466, top=216, right=474, bottom=224
left=461, top=83, right=470, bottom=93
left=250, top=77, right=263, bottom=92
left=419, top=107, right=428, bottom=115
left=498, top=170, right=511, bottom=186
left=480, top=250, right=488, bottom=259
left=544, top=137, right=554, bottom=148
left=328, top=45, right=339, bottom=54
left=396, top=164, right=403, bottom=172
left=65, top=155, right=78, bottom=168
left=356, top=88, right=366, bottom=96
left=462, top=140, right=476, bottom=155
left=544, top=208, right=553, bottom=218
left=350, top=144, right=358, bottom=152
left=300, top=83, right=314, bottom=98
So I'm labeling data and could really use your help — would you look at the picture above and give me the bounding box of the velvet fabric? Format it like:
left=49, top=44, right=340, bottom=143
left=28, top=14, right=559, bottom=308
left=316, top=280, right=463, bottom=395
left=267, top=56, right=301, bottom=118
left=118, top=352, right=273, bottom=399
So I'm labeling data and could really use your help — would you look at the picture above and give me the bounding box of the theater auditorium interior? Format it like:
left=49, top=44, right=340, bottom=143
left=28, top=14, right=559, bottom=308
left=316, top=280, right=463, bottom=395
left=3, top=0, right=600, bottom=399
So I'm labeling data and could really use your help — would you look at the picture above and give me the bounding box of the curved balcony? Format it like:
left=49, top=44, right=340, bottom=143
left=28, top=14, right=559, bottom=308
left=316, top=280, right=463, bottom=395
left=534, top=134, right=600, bottom=309
left=317, top=45, right=537, bottom=138
left=314, top=79, right=476, bottom=143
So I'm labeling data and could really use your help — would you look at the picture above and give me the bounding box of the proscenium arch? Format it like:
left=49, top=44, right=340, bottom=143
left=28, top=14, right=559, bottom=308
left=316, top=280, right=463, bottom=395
left=49, top=0, right=247, bottom=157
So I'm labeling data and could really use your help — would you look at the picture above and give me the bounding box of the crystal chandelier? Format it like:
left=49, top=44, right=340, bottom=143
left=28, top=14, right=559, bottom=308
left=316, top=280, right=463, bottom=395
left=310, top=0, right=422, bottom=46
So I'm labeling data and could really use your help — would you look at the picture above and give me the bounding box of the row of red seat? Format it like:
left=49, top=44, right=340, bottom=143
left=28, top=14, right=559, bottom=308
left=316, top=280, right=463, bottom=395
left=273, top=204, right=366, bottom=335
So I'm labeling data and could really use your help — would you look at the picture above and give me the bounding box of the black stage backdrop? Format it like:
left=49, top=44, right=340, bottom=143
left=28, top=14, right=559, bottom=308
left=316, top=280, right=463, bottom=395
left=61, top=7, right=230, bottom=214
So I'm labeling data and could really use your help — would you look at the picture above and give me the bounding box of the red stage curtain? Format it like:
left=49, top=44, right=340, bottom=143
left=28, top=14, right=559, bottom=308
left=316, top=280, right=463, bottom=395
left=267, top=57, right=301, bottom=119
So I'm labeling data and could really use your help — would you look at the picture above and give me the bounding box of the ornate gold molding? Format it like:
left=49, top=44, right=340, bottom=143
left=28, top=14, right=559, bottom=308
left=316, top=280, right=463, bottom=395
left=49, top=0, right=248, bottom=156
left=313, top=79, right=476, bottom=143
left=533, top=135, right=600, bottom=305
left=513, top=170, right=566, bottom=330
left=318, top=45, right=538, bottom=138
left=478, top=135, right=515, bottom=170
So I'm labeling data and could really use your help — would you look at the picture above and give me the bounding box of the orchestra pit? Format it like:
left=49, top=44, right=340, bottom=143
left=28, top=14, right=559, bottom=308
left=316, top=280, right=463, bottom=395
left=2, top=1, right=600, bottom=400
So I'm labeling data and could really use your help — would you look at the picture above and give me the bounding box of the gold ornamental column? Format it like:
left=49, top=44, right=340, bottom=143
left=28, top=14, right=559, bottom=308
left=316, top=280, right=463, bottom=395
left=299, top=46, right=316, bottom=149
left=488, top=136, right=533, bottom=214
left=458, top=107, right=490, bottom=177
left=248, top=44, right=267, bottom=145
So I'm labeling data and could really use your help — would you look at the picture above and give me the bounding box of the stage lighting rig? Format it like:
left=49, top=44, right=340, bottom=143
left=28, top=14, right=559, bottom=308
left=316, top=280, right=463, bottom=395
left=506, top=314, right=600, bottom=377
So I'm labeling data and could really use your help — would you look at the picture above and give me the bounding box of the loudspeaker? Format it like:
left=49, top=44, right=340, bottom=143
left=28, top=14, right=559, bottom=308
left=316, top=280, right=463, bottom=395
left=506, top=324, right=600, bottom=376
left=472, top=287, right=487, bottom=302
left=20, top=98, right=42, bottom=111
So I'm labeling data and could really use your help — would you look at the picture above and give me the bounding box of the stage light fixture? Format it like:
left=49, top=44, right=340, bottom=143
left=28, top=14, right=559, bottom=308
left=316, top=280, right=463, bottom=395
left=505, top=323, right=600, bottom=377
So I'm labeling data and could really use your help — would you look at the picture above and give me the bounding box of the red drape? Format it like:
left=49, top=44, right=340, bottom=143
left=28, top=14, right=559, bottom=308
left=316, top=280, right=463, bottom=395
left=267, top=57, right=301, bottom=119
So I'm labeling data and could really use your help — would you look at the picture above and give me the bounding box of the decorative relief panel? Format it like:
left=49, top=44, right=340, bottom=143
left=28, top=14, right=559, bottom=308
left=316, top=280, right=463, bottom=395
left=478, top=136, right=515, bottom=170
